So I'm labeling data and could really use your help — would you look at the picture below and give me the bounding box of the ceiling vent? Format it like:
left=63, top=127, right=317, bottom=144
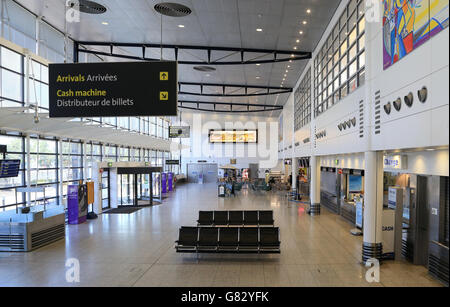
left=154, top=3, right=192, bottom=17
left=68, top=0, right=107, bottom=14
left=193, top=66, right=216, bottom=72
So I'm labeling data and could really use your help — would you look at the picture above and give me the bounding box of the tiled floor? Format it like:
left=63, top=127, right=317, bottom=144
left=0, top=183, right=443, bottom=287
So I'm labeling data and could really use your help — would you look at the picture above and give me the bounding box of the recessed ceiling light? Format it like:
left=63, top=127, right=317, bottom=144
left=299, top=31, right=303, bottom=35
left=256, top=63, right=261, bottom=66
left=302, top=20, right=307, bottom=25
left=102, top=21, right=109, bottom=25
left=296, top=39, right=300, bottom=43
left=256, top=28, right=263, bottom=32
left=287, top=65, right=290, bottom=68
left=256, top=76, right=261, bottom=79
left=178, top=24, right=185, bottom=28
left=306, top=9, right=311, bottom=14
left=426, top=148, right=435, bottom=151
left=293, top=46, right=297, bottom=50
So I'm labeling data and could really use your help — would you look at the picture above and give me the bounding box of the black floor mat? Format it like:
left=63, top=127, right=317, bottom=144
left=104, top=207, right=142, bottom=214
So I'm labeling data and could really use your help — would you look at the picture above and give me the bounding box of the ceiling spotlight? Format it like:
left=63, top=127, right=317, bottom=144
left=384, top=102, right=392, bottom=115
left=296, top=39, right=300, bottom=43
left=256, top=28, right=263, bottom=32
left=256, top=63, right=261, bottom=66
left=101, top=21, right=109, bottom=25
left=404, top=92, right=414, bottom=107
left=299, top=31, right=303, bottom=34
left=393, top=98, right=402, bottom=111
left=293, top=46, right=297, bottom=50
left=306, top=9, right=311, bottom=14
left=302, top=20, right=307, bottom=25
left=256, top=76, right=261, bottom=79
left=418, top=86, right=428, bottom=103
left=178, top=24, right=185, bottom=28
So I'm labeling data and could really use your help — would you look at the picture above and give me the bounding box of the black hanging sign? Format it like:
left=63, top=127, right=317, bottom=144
left=49, top=61, right=177, bottom=117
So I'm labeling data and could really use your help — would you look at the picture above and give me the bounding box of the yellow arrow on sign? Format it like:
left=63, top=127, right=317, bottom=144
left=160, top=91, right=169, bottom=100
left=160, top=72, right=169, bottom=81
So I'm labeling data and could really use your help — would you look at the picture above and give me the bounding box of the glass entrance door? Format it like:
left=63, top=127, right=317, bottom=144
left=101, top=169, right=110, bottom=209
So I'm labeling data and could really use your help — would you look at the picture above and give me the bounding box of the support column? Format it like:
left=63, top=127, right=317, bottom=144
left=362, top=151, right=384, bottom=263
left=309, top=155, right=321, bottom=216
left=291, top=157, right=298, bottom=191
left=25, top=134, right=31, bottom=207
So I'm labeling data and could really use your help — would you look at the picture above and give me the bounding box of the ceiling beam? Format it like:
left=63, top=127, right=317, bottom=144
left=75, top=41, right=311, bottom=65
left=178, top=100, right=283, bottom=113
left=178, top=82, right=292, bottom=97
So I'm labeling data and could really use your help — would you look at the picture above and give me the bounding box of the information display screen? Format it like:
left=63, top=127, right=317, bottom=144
left=0, top=159, right=20, bottom=178
left=49, top=61, right=177, bottom=117
left=209, top=130, right=257, bottom=143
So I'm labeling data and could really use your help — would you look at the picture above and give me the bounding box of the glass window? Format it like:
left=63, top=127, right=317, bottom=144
left=314, top=0, right=365, bottom=117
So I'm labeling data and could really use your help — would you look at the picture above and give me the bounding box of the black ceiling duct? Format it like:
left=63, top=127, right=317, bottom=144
left=154, top=3, right=192, bottom=17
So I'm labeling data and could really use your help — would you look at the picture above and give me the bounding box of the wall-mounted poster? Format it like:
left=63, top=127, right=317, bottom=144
left=383, top=0, right=449, bottom=70
left=209, top=130, right=258, bottom=143
left=349, top=175, right=363, bottom=193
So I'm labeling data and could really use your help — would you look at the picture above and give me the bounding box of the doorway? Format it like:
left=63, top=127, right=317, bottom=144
left=187, top=163, right=218, bottom=183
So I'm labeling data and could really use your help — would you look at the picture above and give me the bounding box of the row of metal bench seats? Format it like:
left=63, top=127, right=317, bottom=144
left=197, top=210, right=274, bottom=226
left=175, top=226, right=280, bottom=254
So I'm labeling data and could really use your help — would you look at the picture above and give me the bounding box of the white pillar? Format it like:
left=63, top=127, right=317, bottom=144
left=362, top=151, right=384, bottom=263
left=291, top=157, right=297, bottom=191
left=25, top=134, right=31, bottom=207
left=58, top=139, right=64, bottom=207
left=309, top=155, right=321, bottom=215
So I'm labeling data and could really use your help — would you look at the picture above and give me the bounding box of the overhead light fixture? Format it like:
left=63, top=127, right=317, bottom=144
left=293, top=46, right=297, bottom=50
left=306, top=9, right=311, bottom=14
left=101, top=21, right=109, bottom=25
left=256, top=63, right=261, bottom=66
left=299, top=31, right=303, bottom=34
left=256, top=76, right=261, bottom=79
left=393, top=97, right=402, bottom=111
left=178, top=24, right=185, bottom=28
left=302, top=21, right=307, bottom=25
left=256, top=28, right=263, bottom=32
left=296, top=39, right=300, bottom=43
